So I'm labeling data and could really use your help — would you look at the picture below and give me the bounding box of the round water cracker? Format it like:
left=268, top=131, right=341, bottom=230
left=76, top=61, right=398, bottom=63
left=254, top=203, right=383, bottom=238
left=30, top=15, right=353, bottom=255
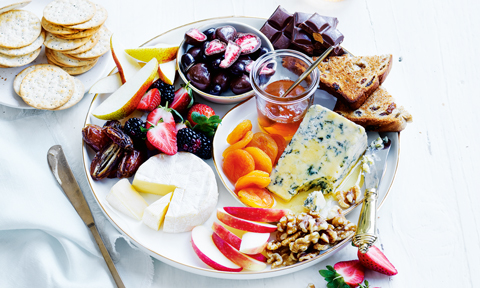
left=66, top=3, right=107, bottom=30
left=0, top=31, right=44, bottom=56
left=41, top=17, right=80, bottom=35
left=0, top=10, right=41, bottom=48
left=63, top=30, right=100, bottom=54
left=44, top=32, right=91, bottom=51
left=44, top=0, right=96, bottom=26
left=47, top=48, right=97, bottom=67
left=13, top=64, right=60, bottom=95
left=53, top=26, right=100, bottom=39
left=45, top=49, right=65, bottom=66
left=19, top=66, right=74, bottom=109
left=0, top=1, right=32, bottom=15
left=0, top=47, right=40, bottom=67
left=55, top=59, right=97, bottom=75
left=68, top=26, right=111, bottom=59
left=54, top=77, right=85, bottom=110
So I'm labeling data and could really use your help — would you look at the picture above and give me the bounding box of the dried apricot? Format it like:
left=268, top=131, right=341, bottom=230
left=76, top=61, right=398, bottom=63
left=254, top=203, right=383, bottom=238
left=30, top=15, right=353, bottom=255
left=222, top=149, right=255, bottom=183
left=237, top=187, right=274, bottom=208
left=269, top=134, right=287, bottom=165
left=227, top=119, right=253, bottom=145
left=235, top=170, right=271, bottom=191
left=246, top=132, right=278, bottom=164
left=243, top=147, right=273, bottom=173
left=222, top=130, right=253, bottom=157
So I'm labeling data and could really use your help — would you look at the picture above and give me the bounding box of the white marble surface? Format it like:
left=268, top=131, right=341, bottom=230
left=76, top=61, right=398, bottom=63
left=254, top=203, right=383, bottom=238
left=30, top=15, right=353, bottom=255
left=1, top=0, right=479, bottom=287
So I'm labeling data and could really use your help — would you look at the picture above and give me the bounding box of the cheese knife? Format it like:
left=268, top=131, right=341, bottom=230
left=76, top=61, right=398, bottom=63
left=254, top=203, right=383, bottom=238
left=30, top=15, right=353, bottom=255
left=353, top=136, right=391, bottom=254
left=47, top=145, right=125, bottom=288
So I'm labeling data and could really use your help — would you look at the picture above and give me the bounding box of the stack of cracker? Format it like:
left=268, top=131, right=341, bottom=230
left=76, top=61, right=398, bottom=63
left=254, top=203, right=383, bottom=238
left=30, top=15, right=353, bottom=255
left=14, top=64, right=85, bottom=110
left=42, top=0, right=111, bottom=75
left=0, top=4, right=43, bottom=68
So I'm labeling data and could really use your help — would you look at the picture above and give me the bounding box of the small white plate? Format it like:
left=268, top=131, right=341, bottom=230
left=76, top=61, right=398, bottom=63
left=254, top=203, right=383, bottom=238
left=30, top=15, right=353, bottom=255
left=83, top=16, right=400, bottom=280
left=0, top=0, right=111, bottom=109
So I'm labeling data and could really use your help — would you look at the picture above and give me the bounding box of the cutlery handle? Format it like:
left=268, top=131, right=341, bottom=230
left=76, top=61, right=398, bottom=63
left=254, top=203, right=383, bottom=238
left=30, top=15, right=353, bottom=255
left=89, top=225, right=126, bottom=288
left=353, top=188, right=378, bottom=253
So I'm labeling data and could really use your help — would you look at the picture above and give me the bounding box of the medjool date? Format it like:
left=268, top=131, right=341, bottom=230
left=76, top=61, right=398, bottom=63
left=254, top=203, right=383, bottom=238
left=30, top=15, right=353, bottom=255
left=82, top=124, right=111, bottom=152
left=90, top=143, right=123, bottom=181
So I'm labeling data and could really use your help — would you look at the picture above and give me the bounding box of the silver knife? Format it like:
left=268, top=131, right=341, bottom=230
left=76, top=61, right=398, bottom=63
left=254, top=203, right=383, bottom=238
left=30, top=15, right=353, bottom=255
left=47, top=145, right=125, bottom=288
left=353, top=136, right=392, bottom=253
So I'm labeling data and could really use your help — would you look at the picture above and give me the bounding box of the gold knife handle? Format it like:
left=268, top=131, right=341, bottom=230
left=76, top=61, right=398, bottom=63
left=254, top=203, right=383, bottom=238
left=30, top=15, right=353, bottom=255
left=353, top=188, right=378, bottom=253
left=89, top=225, right=126, bottom=288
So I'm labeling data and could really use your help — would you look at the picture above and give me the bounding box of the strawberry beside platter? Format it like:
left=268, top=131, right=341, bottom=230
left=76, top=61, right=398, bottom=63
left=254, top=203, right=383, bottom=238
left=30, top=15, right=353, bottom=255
left=82, top=17, right=400, bottom=279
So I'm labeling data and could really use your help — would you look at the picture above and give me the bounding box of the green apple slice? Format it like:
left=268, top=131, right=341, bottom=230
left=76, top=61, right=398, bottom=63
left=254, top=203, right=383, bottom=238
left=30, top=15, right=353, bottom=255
left=110, top=33, right=142, bottom=83
left=92, top=58, right=158, bottom=120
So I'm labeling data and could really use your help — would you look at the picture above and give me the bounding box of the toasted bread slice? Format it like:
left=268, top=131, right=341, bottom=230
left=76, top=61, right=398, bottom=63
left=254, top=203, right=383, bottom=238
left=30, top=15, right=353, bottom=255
left=334, top=86, right=412, bottom=132
left=318, top=54, right=393, bottom=109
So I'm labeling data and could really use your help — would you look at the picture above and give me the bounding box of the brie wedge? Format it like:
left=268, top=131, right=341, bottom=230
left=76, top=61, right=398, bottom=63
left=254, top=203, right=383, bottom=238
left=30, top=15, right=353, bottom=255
left=142, top=192, right=173, bottom=230
left=106, top=179, right=148, bottom=220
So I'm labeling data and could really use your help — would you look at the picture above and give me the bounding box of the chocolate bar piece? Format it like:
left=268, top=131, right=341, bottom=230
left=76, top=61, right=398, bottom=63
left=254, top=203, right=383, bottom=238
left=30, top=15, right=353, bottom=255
left=299, top=13, right=338, bottom=36
left=260, top=6, right=293, bottom=49
left=290, top=12, right=315, bottom=55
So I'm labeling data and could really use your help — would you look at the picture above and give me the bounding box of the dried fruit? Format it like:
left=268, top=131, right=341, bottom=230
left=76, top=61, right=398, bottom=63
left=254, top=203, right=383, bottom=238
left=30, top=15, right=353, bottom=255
left=237, top=187, right=274, bottom=208
left=244, top=147, right=273, bottom=173
left=222, top=130, right=253, bottom=157
left=103, top=125, right=134, bottom=151
left=269, top=134, right=287, bottom=165
left=235, top=33, right=262, bottom=55
left=226, top=119, right=252, bottom=145
left=90, top=142, right=123, bottom=181
left=230, top=74, right=252, bottom=94
left=204, top=39, right=227, bottom=56
left=117, top=149, right=145, bottom=178
left=222, top=149, right=255, bottom=183
left=235, top=170, right=271, bottom=191
left=185, top=28, right=207, bottom=46
left=220, top=41, right=242, bottom=69
left=215, top=26, right=237, bottom=43
left=246, top=132, right=278, bottom=164
left=82, top=124, right=111, bottom=152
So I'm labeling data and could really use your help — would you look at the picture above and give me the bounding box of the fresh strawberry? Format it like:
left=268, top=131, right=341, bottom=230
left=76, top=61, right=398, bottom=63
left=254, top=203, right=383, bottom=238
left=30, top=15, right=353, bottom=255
left=146, top=121, right=177, bottom=155
left=320, top=260, right=365, bottom=288
left=137, top=88, right=161, bottom=111
left=146, top=106, right=174, bottom=129
left=187, top=103, right=215, bottom=125
left=186, top=104, right=222, bottom=138
left=169, top=83, right=193, bottom=113
left=357, top=245, right=397, bottom=276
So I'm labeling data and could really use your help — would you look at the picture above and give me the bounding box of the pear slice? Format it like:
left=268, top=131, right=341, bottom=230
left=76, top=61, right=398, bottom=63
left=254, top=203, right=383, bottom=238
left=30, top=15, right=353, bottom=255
left=92, top=58, right=158, bottom=120
left=142, top=192, right=174, bottom=230
left=157, top=59, right=176, bottom=85
left=106, top=179, right=148, bottom=220
left=110, top=33, right=142, bottom=83
left=89, top=73, right=122, bottom=94
left=125, top=43, right=179, bottom=63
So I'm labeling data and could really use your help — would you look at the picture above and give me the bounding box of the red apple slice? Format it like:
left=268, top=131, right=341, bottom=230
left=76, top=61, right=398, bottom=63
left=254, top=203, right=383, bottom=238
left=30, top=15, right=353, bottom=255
left=217, top=208, right=277, bottom=233
left=223, top=207, right=290, bottom=222
left=212, top=221, right=267, bottom=262
left=212, top=233, right=267, bottom=271
left=191, top=226, right=242, bottom=272
left=92, top=58, right=158, bottom=120
left=239, top=232, right=270, bottom=255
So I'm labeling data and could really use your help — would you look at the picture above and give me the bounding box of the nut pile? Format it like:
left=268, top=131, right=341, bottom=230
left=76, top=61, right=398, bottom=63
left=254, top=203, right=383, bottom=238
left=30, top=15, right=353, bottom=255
left=265, top=207, right=356, bottom=268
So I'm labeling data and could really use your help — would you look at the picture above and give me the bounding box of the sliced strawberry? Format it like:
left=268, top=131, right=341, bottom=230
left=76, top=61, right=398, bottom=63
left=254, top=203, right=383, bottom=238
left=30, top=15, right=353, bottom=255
left=169, top=83, right=193, bottom=113
left=320, top=260, right=365, bottom=288
left=357, top=245, right=397, bottom=276
left=187, top=103, right=215, bottom=125
left=147, top=122, right=177, bottom=155
left=146, top=106, right=174, bottom=129
left=137, top=88, right=161, bottom=111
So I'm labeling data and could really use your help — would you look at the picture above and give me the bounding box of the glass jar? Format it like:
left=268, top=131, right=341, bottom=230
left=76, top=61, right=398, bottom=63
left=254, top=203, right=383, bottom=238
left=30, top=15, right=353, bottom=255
left=250, top=49, right=320, bottom=140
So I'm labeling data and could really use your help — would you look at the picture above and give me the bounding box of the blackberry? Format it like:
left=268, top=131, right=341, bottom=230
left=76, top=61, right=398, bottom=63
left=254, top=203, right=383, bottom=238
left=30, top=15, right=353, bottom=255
left=177, top=128, right=212, bottom=159
left=149, top=79, right=175, bottom=106
left=123, top=118, right=146, bottom=140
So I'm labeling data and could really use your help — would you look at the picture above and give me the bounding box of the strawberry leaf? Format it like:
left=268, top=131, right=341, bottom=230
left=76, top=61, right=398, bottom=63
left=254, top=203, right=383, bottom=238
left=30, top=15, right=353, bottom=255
left=191, top=112, right=222, bottom=138
left=319, top=266, right=349, bottom=288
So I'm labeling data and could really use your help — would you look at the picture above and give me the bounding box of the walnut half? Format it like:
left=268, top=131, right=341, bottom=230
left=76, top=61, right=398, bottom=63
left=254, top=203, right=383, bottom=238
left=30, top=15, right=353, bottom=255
left=335, top=185, right=361, bottom=208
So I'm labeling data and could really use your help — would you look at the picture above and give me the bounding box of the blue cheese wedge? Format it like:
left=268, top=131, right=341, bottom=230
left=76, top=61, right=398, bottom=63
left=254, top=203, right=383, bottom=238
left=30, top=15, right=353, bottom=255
left=304, top=191, right=326, bottom=212
left=268, top=105, right=368, bottom=201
